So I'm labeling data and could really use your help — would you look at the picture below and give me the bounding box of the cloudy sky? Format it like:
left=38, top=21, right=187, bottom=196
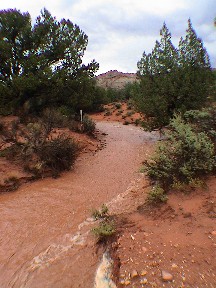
left=1, top=0, right=215, bottom=74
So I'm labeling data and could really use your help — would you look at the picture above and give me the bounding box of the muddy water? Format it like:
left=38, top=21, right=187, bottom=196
left=0, top=122, right=158, bottom=288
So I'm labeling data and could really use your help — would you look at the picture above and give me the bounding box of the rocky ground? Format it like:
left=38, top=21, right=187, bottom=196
left=113, top=178, right=216, bottom=288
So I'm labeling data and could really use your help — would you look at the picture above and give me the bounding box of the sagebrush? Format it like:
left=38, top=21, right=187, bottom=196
left=144, top=115, right=215, bottom=191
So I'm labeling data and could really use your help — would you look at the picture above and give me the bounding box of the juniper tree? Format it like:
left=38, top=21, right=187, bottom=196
left=0, top=8, right=99, bottom=114
left=136, top=23, right=178, bottom=130
left=177, top=19, right=213, bottom=111
left=136, top=20, right=213, bottom=131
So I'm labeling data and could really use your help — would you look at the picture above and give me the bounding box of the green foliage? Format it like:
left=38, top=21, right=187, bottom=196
left=136, top=20, right=213, bottom=131
left=145, top=116, right=215, bottom=190
left=91, top=220, right=116, bottom=242
left=4, top=176, right=20, bottom=191
left=37, top=134, right=78, bottom=176
left=92, top=204, right=109, bottom=220
left=115, top=103, right=121, bottom=109
left=41, top=108, right=69, bottom=134
left=0, top=8, right=102, bottom=115
left=134, top=118, right=141, bottom=126
left=123, top=120, right=129, bottom=125
left=103, top=82, right=140, bottom=103
left=126, top=111, right=134, bottom=117
left=0, top=118, right=79, bottom=177
left=146, top=185, right=168, bottom=204
left=105, top=87, right=123, bottom=102
left=183, top=108, right=216, bottom=143
left=172, top=178, right=206, bottom=191
left=82, top=115, right=96, bottom=135
left=91, top=204, right=116, bottom=242
left=104, top=109, right=112, bottom=116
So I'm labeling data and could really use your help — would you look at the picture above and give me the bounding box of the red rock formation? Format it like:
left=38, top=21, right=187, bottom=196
left=96, top=70, right=138, bottom=89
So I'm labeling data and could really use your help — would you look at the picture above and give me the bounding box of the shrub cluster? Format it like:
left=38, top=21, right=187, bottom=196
left=37, top=135, right=78, bottom=177
left=91, top=204, right=116, bottom=243
left=82, top=115, right=96, bottom=135
left=144, top=115, right=215, bottom=192
left=0, top=114, right=79, bottom=179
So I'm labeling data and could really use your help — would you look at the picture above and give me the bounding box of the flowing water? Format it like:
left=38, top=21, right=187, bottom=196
left=0, top=122, right=159, bottom=288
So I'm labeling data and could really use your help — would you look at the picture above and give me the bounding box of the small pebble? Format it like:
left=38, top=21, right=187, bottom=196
left=124, top=279, right=131, bottom=286
left=161, top=270, right=173, bottom=282
left=131, top=270, right=138, bottom=278
left=142, top=247, right=148, bottom=253
left=140, top=270, right=147, bottom=276
left=140, top=277, right=148, bottom=284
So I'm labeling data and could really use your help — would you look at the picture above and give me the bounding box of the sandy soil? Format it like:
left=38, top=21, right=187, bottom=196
left=91, top=102, right=144, bottom=125
left=114, top=178, right=216, bottom=288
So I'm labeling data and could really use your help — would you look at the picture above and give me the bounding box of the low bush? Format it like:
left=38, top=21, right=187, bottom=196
left=41, top=108, right=69, bottom=135
left=123, top=121, right=129, bottom=125
left=92, top=204, right=109, bottom=220
left=82, top=115, right=96, bottom=135
left=4, top=175, right=20, bottom=191
left=183, top=108, right=216, bottom=147
left=37, top=134, right=79, bottom=176
left=104, top=110, right=112, bottom=116
left=126, top=111, right=134, bottom=117
left=92, top=220, right=116, bottom=242
left=115, top=103, right=121, bottom=109
left=146, top=185, right=168, bottom=204
left=144, top=115, right=215, bottom=191
left=134, top=118, right=141, bottom=126
left=91, top=204, right=116, bottom=242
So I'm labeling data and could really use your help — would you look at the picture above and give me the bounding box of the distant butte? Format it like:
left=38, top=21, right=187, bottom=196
left=96, top=70, right=138, bottom=89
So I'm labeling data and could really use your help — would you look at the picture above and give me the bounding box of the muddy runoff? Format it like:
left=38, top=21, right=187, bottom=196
left=0, top=122, right=159, bottom=287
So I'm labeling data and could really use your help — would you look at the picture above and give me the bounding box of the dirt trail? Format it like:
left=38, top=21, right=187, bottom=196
left=0, top=121, right=158, bottom=288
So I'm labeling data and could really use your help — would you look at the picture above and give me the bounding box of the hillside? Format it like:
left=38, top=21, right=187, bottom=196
left=96, top=70, right=138, bottom=89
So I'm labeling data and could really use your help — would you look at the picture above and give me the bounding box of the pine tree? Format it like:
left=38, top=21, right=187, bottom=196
left=136, top=20, right=213, bottom=131
left=136, top=23, right=178, bottom=130
left=177, top=19, right=213, bottom=111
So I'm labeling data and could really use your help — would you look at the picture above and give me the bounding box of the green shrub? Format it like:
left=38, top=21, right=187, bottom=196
left=4, top=144, right=22, bottom=160
left=37, top=134, right=79, bottom=176
left=92, top=204, right=109, bottom=220
left=82, top=115, right=96, bottom=135
left=123, top=121, right=129, bottom=125
left=92, top=220, right=116, bottom=242
left=183, top=108, right=216, bottom=145
left=145, top=115, right=215, bottom=190
left=4, top=176, right=20, bottom=191
left=104, top=110, right=112, bottom=116
left=146, top=185, right=168, bottom=204
left=91, top=204, right=116, bottom=242
left=126, top=111, right=134, bottom=117
left=134, top=118, right=141, bottom=126
left=115, top=103, right=121, bottom=109
left=42, top=108, right=68, bottom=135
left=68, top=120, right=80, bottom=132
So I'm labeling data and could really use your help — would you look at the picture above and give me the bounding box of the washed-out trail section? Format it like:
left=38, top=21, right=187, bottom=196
left=0, top=121, right=158, bottom=288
